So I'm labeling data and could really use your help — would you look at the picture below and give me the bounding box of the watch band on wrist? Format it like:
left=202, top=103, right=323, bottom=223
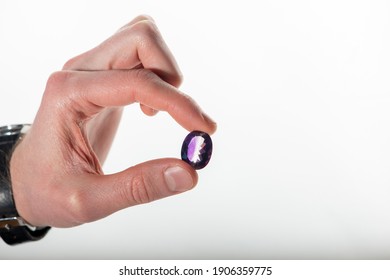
left=0, top=124, right=50, bottom=245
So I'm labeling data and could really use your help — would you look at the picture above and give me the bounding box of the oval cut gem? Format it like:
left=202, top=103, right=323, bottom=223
left=181, top=131, right=213, bottom=170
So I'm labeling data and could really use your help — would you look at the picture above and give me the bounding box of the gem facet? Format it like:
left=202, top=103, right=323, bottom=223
left=181, top=131, right=213, bottom=170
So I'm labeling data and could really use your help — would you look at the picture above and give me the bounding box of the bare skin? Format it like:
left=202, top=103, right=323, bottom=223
left=9, top=15, right=217, bottom=228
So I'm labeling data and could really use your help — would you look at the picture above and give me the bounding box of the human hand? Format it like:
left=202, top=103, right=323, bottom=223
left=9, top=15, right=217, bottom=228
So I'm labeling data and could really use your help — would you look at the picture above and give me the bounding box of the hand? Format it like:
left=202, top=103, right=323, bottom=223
left=9, top=15, right=217, bottom=228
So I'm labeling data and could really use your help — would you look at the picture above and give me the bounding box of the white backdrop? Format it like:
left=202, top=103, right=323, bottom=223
left=1, top=0, right=390, bottom=259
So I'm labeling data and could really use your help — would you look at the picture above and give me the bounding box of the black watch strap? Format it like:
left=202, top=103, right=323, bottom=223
left=0, top=124, right=50, bottom=245
left=0, top=221, right=51, bottom=245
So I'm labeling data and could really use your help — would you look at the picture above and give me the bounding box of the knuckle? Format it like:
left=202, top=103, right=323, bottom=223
left=44, top=71, right=74, bottom=100
left=127, top=69, right=161, bottom=101
left=125, top=174, right=154, bottom=205
left=62, top=56, right=79, bottom=70
left=64, top=189, right=94, bottom=224
left=132, top=14, right=155, bottom=25
left=119, top=15, right=155, bottom=32
left=131, top=175, right=151, bottom=204
left=124, top=17, right=183, bottom=87
left=46, top=71, right=67, bottom=91
left=133, top=18, right=158, bottom=37
left=43, top=71, right=84, bottom=116
left=136, top=14, right=155, bottom=22
left=132, top=68, right=159, bottom=85
left=129, top=19, right=160, bottom=48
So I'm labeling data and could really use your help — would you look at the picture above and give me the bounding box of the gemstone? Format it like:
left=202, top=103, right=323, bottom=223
left=181, top=131, right=213, bottom=170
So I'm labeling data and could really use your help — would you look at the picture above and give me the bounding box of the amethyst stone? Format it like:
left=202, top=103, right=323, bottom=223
left=181, top=131, right=213, bottom=170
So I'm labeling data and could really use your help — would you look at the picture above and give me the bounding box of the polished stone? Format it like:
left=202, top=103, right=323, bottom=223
left=181, top=131, right=213, bottom=170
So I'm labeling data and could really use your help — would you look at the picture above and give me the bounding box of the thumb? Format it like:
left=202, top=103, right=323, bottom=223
left=71, top=159, right=197, bottom=224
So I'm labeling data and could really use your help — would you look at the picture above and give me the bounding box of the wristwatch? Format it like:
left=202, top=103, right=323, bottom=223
left=0, top=124, right=50, bottom=245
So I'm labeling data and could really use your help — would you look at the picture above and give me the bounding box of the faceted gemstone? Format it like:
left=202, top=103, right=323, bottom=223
left=181, top=131, right=213, bottom=170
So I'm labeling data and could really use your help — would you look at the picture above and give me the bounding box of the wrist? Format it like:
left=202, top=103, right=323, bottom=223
left=0, top=124, right=51, bottom=245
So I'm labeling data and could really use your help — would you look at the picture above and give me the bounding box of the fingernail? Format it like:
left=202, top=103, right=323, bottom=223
left=164, top=166, right=194, bottom=192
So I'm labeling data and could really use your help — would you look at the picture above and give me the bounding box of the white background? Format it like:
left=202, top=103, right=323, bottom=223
left=1, top=0, right=390, bottom=259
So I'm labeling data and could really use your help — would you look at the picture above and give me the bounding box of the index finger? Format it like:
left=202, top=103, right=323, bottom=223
left=62, top=69, right=217, bottom=134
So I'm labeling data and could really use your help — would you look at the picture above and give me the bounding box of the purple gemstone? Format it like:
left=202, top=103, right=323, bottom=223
left=181, top=131, right=213, bottom=170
